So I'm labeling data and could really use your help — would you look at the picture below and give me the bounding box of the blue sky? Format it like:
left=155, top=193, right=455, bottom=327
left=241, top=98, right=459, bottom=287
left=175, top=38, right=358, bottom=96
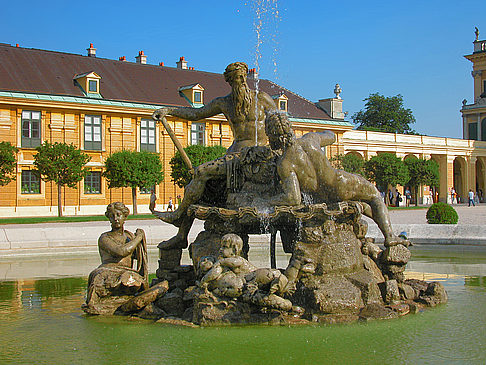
left=2, top=0, right=485, bottom=138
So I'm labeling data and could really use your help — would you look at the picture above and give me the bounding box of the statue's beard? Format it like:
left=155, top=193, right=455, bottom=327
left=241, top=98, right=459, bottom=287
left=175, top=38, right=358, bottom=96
left=232, top=82, right=252, bottom=118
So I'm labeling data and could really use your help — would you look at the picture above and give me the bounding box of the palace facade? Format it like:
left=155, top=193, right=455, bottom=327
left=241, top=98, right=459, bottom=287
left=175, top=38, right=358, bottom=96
left=0, top=36, right=485, bottom=217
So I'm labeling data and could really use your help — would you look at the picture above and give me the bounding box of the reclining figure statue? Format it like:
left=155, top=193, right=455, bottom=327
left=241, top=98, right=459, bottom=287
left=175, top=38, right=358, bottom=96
left=263, top=111, right=409, bottom=247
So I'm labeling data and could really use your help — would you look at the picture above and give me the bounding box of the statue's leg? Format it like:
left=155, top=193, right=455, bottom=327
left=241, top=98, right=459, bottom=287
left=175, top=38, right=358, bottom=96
left=366, top=196, right=408, bottom=246
left=153, top=158, right=227, bottom=225
left=157, top=216, right=195, bottom=250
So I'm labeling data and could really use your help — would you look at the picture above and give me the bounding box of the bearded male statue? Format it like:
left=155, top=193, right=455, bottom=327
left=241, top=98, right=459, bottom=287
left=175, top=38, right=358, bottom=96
left=151, top=62, right=277, bottom=249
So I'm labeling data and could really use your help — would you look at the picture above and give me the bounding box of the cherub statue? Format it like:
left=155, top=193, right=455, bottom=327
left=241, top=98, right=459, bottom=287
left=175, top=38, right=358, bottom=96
left=198, top=233, right=293, bottom=311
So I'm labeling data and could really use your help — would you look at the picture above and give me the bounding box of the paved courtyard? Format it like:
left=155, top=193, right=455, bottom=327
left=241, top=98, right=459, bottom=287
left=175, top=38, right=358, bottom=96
left=387, top=203, right=486, bottom=225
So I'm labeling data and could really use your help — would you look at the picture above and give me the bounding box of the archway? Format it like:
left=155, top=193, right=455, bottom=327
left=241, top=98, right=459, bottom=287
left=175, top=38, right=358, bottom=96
left=482, top=118, right=486, bottom=141
left=476, top=158, right=486, bottom=202
left=453, top=157, right=466, bottom=203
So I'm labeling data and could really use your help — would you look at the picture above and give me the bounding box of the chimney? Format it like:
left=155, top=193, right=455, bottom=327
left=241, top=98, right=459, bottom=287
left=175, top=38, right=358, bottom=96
left=136, top=51, right=147, bottom=64
left=15, top=44, right=19, bottom=47
left=119, top=56, right=126, bottom=61
left=87, top=43, right=96, bottom=57
left=248, top=68, right=258, bottom=79
left=315, top=84, right=345, bottom=120
left=159, top=61, right=164, bottom=66
left=176, top=56, right=188, bottom=69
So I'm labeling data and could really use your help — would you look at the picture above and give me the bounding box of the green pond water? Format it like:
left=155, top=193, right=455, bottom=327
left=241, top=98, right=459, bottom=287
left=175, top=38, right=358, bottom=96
left=1, top=245, right=485, bottom=364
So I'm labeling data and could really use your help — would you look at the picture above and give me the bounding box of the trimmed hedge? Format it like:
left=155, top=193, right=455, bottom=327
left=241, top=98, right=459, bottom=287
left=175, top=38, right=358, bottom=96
left=426, top=202, right=458, bottom=224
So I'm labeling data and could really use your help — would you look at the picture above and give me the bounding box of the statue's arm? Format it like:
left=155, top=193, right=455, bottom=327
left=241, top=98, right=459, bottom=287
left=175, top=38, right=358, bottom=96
left=98, top=232, right=143, bottom=258
left=316, top=131, right=336, bottom=147
left=200, top=263, right=223, bottom=286
left=218, top=257, right=243, bottom=270
left=269, top=163, right=302, bottom=206
left=259, top=92, right=278, bottom=112
left=153, top=97, right=225, bottom=121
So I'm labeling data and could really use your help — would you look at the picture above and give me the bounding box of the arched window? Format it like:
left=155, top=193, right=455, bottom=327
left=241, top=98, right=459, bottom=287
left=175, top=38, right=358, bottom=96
left=481, top=118, right=486, bottom=141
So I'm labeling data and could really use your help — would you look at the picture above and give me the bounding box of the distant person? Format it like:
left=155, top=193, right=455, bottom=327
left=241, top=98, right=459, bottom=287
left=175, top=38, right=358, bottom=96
left=468, top=189, right=475, bottom=207
left=167, top=197, right=174, bottom=211
left=396, top=191, right=402, bottom=207
left=405, top=188, right=411, bottom=207
left=450, top=187, right=455, bottom=204
left=475, top=190, right=480, bottom=205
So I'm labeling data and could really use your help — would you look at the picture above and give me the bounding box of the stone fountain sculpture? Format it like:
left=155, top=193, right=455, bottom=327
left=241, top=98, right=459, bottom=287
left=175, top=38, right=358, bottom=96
left=83, top=62, right=447, bottom=324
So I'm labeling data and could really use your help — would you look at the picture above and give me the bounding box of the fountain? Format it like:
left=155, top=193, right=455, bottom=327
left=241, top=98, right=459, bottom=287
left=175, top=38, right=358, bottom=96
left=83, top=63, right=447, bottom=324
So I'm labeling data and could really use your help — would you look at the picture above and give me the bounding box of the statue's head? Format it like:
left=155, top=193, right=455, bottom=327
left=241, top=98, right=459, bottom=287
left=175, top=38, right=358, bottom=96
left=265, top=111, right=295, bottom=150
left=219, top=233, right=243, bottom=258
left=105, top=202, right=130, bottom=229
left=198, top=255, right=216, bottom=277
left=224, top=62, right=249, bottom=85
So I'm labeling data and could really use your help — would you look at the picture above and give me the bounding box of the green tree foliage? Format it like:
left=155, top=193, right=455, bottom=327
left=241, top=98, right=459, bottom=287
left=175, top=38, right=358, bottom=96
left=364, top=153, right=409, bottom=205
left=34, top=142, right=90, bottom=217
left=352, top=93, right=417, bottom=134
left=170, top=145, right=227, bottom=188
left=330, top=153, right=365, bottom=175
left=404, top=157, right=440, bottom=206
left=103, top=150, right=164, bottom=214
left=0, top=141, right=18, bottom=186
left=426, top=202, right=458, bottom=224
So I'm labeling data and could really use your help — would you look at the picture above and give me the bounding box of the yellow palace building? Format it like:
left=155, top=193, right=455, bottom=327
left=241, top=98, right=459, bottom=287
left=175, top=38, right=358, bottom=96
left=0, top=37, right=485, bottom=217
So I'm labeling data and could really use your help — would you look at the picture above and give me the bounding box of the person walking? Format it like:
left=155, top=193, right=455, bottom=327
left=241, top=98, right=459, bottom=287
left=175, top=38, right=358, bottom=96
left=468, top=189, right=476, bottom=207
left=405, top=188, right=411, bottom=207
left=167, top=197, right=174, bottom=211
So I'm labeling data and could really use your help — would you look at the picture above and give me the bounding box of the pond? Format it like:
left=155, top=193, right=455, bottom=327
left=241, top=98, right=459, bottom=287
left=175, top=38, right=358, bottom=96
left=1, top=245, right=485, bottom=364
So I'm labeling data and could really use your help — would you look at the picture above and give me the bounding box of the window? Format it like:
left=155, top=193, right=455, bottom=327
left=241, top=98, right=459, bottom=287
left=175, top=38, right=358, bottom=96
left=84, top=115, right=102, bottom=150
left=21, top=170, right=40, bottom=194
left=84, top=171, right=101, bottom=194
left=469, top=122, right=478, bottom=140
left=194, top=91, right=202, bottom=103
left=21, top=110, right=41, bottom=148
left=88, top=80, right=98, bottom=93
left=140, top=119, right=156, bottom=152
left=191, top=123, right=205, bottom=145
left=279, top=100, right=287, bottom=111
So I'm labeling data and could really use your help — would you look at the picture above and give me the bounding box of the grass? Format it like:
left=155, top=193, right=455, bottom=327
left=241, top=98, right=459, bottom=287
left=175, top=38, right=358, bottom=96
left=389, top=205, right=428, bottom=210
left=0, top=213, right=157, bottom=225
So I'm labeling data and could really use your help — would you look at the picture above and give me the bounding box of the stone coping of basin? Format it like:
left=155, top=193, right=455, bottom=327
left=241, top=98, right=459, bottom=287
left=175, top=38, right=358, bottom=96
left=187, top=202, right=362, bottom=222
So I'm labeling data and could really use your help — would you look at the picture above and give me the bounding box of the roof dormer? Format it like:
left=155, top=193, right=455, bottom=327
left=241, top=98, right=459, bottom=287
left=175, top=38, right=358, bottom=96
left=179, top=83, right=204, bottom=107
left=272, top=93, right=288, bottom=113
left=73, top=71, right=102, bottom=98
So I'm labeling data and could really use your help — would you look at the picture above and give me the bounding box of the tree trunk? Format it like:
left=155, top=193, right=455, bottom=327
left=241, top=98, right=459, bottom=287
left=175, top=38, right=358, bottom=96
left=132, top=187, right=138, bottom=215
left=58, top=184, right=62, bottom=217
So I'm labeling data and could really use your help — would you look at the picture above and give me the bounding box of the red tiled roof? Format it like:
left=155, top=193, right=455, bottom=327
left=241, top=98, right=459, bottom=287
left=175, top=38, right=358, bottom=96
left=0, top=44, right=332, bottom=120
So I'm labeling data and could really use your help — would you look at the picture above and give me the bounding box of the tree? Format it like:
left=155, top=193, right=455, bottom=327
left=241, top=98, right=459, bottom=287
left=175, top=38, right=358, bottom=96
left=364, top=153, right=409, bottom=205
left=330, top=153, right=365, bottom=175
left=0, top=141, right=18, bottom=186
left=34, top=142, right=90, bottom=217
left=170, top=145, right=227, bottom=188
left=404, top=157, right=439, bottom=206
left=103, top=150, right=164, bottom=214
left=352, top=93, right=417, bottom=134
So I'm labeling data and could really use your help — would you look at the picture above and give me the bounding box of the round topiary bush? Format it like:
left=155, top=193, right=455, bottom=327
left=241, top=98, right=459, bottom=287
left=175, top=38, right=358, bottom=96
left=426, top=202, right=458, bottom=224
